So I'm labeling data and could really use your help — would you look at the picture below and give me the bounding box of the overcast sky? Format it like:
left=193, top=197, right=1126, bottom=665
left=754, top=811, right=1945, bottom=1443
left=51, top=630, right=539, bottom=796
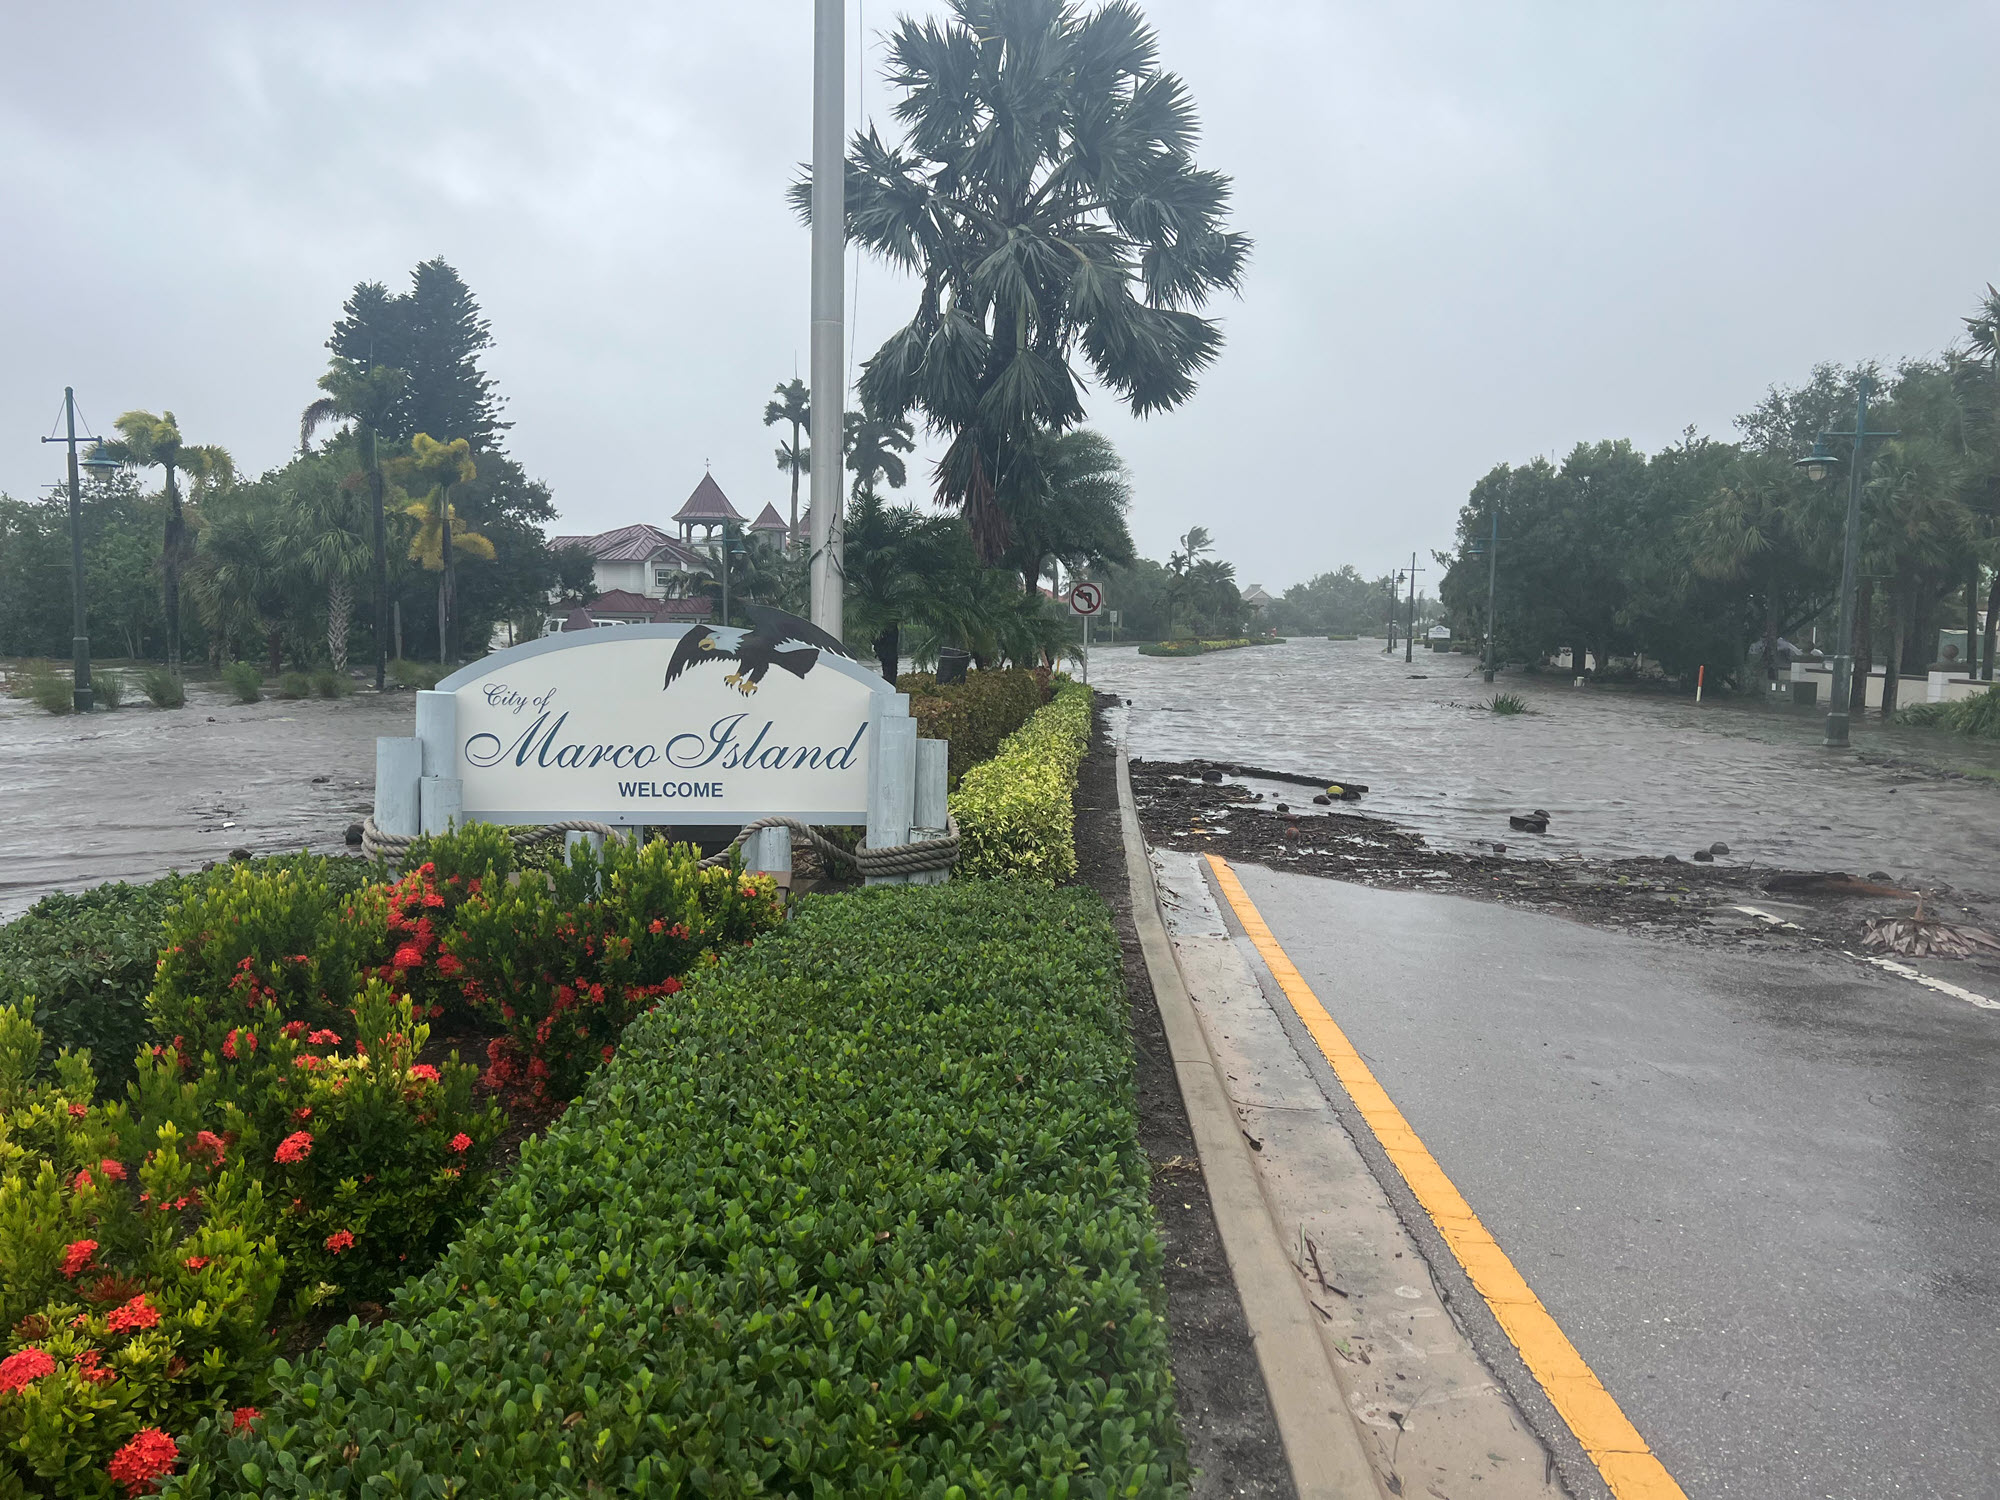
left=6, top=1, right=1998, bottom=592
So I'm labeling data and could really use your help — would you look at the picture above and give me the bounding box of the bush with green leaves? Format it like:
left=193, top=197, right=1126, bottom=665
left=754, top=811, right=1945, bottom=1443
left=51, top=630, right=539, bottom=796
left=950, top=677, right=1093, bottom=881
left=141, top=669, right=185, bottom=709
left=386, top=659, right=443, bottom=690
left=25, top=665, right=71, bottom=715
left=93, top=671, right=125, bottom=710
left=1899, top=684, right=2000, bottom=738
left=0, top=1005, right=284, bottom=1499
left=168, top=881, right=1188, bottom=1499
left=447, top=836, right=785, bottom=1105
left=219, top=664, right=261, bottom=704
left=274, top=674, right=311, bottom=702
left=148, top=859, right=383, bottom=1060
left=0, top=859, right=375, bottom=1099
left=308, top=671, right=348, bottom=700
left=897, top=666, right=1049, bottom=787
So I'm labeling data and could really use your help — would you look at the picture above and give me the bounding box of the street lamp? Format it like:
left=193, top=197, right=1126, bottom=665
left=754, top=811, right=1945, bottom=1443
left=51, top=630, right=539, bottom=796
left=39, top=389, right=112, bottom=713
left=1793, top=376, right=1897, bottom=748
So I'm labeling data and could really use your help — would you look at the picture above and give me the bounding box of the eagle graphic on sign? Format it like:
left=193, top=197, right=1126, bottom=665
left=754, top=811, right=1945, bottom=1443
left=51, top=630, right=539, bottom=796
left=663, top=604, right=852, bottom=697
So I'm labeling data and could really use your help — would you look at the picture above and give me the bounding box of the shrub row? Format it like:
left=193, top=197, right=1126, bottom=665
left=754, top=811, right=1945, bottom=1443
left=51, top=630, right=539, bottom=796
left=1897, top=684, right=2000, bottom=738
left=0, top=858, right=377, bottom=1097
left=1135, top=638, right=1283, bottom=657
left=169, top=881, right=1188, bottom=1500
left=2, top=835, right=784, bottom=1494
left=950, top=678, right=1093, bottom=882
left=897, top=667, right=1050, bottom=788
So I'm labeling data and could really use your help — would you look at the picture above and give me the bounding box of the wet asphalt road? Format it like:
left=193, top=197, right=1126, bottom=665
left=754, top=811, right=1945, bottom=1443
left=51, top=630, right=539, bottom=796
left=1227, top=862, right=2000, bottom=1500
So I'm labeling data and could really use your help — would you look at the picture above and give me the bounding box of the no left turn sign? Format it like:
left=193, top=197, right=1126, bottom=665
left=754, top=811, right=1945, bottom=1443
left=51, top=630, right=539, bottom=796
left=1068, top=581, right=1104, bottom=616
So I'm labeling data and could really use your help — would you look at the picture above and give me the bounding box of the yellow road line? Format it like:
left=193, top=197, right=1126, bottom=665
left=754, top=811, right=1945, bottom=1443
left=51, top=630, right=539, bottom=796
left=1204, top=853, right=1688, bottom=1500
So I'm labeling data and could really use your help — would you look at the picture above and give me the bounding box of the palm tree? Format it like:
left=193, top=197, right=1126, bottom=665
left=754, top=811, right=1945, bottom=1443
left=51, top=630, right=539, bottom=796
left=805, top=0, right=1248, bottom=561
left=286, top=460, right=372, bottom=673
left=190, top=487, right=297, bottom=676
left=1863, top=437, right=1972, bottom=717
left=763, top=378, right=811, bottom=548
left=99, top=412, right=233, bottom=672
left=1000, top=428, right=1136, bottom=593
left=1166, top=526, right=1213, bottom=637
left=302, top=358, right=408, bottom=689
left=1687, top=456, right=1808, bottom=686
left=845, top=410, right=916, bottom=501
left=1955, top=287, right=2000, bottom=679
left=391, top=434, right=481, bottom=661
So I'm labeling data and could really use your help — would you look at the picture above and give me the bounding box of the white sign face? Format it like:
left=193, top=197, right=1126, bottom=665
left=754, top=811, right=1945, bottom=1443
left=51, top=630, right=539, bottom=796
left=436, top=618, right=884, bottom=826
left=1068, top=581, right=1104, bottom=616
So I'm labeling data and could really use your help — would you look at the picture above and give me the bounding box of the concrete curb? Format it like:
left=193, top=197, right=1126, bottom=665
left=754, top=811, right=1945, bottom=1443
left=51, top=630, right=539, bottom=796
left=1116, top=750, right=1388, bottom=1500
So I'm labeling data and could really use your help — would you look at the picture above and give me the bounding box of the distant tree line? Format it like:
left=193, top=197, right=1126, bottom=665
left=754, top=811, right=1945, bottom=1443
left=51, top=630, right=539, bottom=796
left=1436, top=285, right=2000, bottom=710
left=0, top=259, right=561, bottom=678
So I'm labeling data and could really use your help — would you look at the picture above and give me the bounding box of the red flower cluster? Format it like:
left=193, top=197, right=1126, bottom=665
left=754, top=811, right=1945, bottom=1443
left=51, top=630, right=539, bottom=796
left=190, top=1129, right=228, bottom=1167
left=274, top=1130, right=315, bottom=1164
left=232, top=1406, right=260, bottom=1430
left=282, top=1019, right=307, bottom=1039
left=0, top=1347, right=55, bottom=1393
left=450, top=1132, right=473, bottom=1153
left=61, top=1239, right=97, bottom=1277
left=307, top=1028, right=341, bottom=1046
left=104, top=1294, right=161, bottom=1334
left=409, top=1063, right=441, bottom=1083
left=75, top=1347, right=115, bottom=1386
left=106, top=1427, right=178, bottom=1494
left=221, top=1027, right=258, bottom=1061
left=324, top=1229, right=356, bottom=1254
left=67, top=1101, right=88, bottom=1118
left=99, top=1158, right=128, bottom=1182
left=183, top=1255, right=210, bottom=1271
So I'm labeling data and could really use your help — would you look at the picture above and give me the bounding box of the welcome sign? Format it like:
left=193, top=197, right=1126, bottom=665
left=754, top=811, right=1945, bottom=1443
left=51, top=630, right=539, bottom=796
left=427, top=613, right=885, bottom=826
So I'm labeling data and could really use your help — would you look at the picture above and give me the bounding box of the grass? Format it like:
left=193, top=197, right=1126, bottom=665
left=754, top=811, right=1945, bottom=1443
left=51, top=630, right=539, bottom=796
left=1895, top=685, right=2000, bottom=739
left=221, top=661, right=263, bottom=702
left=312, top=669, right=351, bottom=698
left=93, top=670, right=125, bottom=709
left=276, top=670, right=313, bottom=700
left=24, top=665, right=71, bottom=714
left=1488, top=692, right=1530, bottom=715
left=141, top=667, right=186, bottom=708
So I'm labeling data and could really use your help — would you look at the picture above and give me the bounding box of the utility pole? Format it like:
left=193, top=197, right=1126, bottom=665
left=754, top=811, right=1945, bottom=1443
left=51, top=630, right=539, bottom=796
left=41, top=389, right=114, bottom=713
left=1403, top=552, right=1424, bottom=664
left=807, top=0, right=845, bottom=638
left=1795, top=375, right=1897, bottom=748
left=1476, top=510, right=1500, bottom=683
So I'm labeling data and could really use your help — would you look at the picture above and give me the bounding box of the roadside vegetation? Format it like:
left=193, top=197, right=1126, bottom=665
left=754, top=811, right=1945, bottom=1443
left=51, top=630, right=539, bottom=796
left=1896, top=684, right=2000, bottom=738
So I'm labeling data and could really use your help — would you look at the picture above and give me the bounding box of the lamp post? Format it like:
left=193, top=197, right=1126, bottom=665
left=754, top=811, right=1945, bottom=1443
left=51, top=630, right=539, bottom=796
left=40, top=389, right=116, bottom=713
left=1469, top=510, right=1500, bottom=683
left=1794, top=374, right=1897, bottom=748
left=807, top=0, right=845, bottom=637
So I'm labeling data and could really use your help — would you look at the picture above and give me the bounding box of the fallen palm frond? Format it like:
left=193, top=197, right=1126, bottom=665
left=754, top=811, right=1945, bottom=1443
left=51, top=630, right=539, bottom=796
left=1861, top=895, right=2000, bottom=958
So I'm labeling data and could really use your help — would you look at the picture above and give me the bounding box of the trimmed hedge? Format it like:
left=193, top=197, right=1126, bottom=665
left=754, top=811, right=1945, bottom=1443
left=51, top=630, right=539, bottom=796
left=169, top=881, right=1187, bottom=1499
left=950, top=678, right=1093, bottom=882
left=0, top=858, right=377, bottom=1096
left=897, top=667, right=1049, bottom=788
left=1136, top=638, right=1283, bottom=658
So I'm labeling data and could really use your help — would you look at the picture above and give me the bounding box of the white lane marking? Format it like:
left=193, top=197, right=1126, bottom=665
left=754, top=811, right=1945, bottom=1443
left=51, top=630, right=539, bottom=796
left=1734, top=904, right=1998, bottom=1012
left=1856, top=955, right=2000, bottom=1011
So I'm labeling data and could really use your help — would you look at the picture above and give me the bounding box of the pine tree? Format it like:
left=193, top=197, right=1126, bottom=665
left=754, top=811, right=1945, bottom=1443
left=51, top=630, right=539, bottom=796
left=327, top=259, right=509, bottom=449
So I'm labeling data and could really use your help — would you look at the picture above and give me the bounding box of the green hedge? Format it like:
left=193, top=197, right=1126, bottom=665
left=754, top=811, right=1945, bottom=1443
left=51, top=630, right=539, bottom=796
left=170, top=881, right=1187, bottom=1499
left=1136, top=638, right=1283, bottom=658
left=0, top=858, right=377, bottom=1095
left=950, top=678, right=1093, bottom=882
left=897, top=667, right=1049, bottom=788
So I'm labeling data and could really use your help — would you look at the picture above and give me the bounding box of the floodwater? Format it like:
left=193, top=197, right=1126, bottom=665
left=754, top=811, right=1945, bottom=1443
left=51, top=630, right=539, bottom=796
left=3, top=640, right=1998, bottom=920
left=1095, top=637, right=2000, bottom=897
left=0, top=684, right=401, bottom=920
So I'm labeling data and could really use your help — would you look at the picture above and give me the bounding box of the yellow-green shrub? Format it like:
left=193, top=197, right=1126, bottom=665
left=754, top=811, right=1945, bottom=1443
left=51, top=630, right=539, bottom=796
left=949, top=678, right=1093, bottom=881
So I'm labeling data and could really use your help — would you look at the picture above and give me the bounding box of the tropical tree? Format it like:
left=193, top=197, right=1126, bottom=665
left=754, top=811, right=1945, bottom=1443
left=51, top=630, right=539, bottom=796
left=764, top=378, right=811, bottom=546
left=843, top=491, right=970, bottom=679
left=98, top=412, right=233, bottom=672
left=189, top=485, right=298, bottom=675
left=1861, top=436, right=1972, bottom=717
left=1955, top=286, right=2000, bottom=679
left=1686, top=455, right=1813, bottom=685
left=303, top=359, right=407, bottom=689
left=1165, top=525, right=1211, bottom=636
left=392, top=434, right=483, bottom=661
left=286, top=456, right=373, bottom=673
left=998, top=427, right=1135, bottom=593
left=809, top=0, right=1249, bottom=559
left=845, top=410, right=916, bottom=501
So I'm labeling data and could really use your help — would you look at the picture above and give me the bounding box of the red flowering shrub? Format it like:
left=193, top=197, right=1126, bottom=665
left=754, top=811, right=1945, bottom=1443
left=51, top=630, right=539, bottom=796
left=0, top=1006, right=282, bottom=1499
left=106, top=1427, right=178, bottom=1494
left=360, top=829, right=513, bottom=1027
left=446, top=836, right=784, bottom=1104
left=253, top=981, right=500, bottom=1302
left=147, top=857, right=384, bottom=1057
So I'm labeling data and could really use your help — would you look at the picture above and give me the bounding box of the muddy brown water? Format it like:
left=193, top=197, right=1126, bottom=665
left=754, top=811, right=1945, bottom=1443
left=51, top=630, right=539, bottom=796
left=0, top=685, right=402, bottom=920
left=1095, top=638, right=2000, bottom=897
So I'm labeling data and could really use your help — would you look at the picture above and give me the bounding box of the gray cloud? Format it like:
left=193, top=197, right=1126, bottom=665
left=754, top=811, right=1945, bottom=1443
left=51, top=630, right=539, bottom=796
left=6, top=1, right=1997, bottom=592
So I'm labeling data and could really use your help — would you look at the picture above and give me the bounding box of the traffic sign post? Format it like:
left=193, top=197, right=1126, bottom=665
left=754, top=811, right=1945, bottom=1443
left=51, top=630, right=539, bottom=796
left=1068, top=582, right=1104, bottom=684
